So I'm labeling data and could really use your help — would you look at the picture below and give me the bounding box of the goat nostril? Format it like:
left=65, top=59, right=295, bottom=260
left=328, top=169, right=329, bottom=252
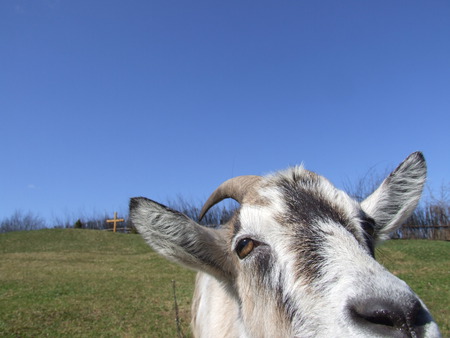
left=350, top=299, right=409, bottom=333
left=358, top=308, right=399, bottom=328
left=409, top=299, right=430, bottom=328
left=349, top=297, right=433, bottom=337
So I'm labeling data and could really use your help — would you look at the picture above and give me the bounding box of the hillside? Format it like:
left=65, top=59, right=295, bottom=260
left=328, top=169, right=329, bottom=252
left=0, top=229, right=196, bottom=337
left=0, top=229, right=448, bottom=336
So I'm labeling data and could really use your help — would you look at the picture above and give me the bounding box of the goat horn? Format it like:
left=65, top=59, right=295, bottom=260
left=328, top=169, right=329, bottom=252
left=198, top=175, right=261, bottom=222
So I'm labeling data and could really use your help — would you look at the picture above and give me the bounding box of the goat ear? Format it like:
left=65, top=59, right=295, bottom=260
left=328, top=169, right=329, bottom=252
left=130, top=197, right=233, bottom=281
left=361, top=152, right=427, bottom=242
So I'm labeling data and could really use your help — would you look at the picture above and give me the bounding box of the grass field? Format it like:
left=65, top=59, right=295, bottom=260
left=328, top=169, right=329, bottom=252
left=0, top=229, right=448, bottom=337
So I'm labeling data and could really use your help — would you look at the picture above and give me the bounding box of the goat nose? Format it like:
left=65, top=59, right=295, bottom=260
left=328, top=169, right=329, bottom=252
left=349, top=298, right=429, bottom=338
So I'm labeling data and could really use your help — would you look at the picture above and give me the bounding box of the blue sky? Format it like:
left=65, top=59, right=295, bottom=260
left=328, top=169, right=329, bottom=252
left=1, top=0, right=449, bottom=225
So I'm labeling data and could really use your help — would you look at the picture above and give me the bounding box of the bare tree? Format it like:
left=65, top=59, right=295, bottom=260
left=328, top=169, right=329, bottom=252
left=167, top=195, right=237, bottom=227
left=345, top=167, right=449, bottom=239
left=343, top=165, right=389, bottom=202
left=0, top=211, right=46, bottom=233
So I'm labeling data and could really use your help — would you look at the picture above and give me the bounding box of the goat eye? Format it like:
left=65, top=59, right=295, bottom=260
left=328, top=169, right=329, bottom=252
left=236, top=238, right=255, bottom=259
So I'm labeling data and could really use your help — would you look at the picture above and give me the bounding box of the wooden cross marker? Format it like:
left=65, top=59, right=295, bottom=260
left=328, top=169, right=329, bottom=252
left=106, top=212, right=125, bottom=233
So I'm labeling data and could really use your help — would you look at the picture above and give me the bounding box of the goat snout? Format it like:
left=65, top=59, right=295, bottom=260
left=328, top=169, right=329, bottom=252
left=349, top=298, right=431, bottom=338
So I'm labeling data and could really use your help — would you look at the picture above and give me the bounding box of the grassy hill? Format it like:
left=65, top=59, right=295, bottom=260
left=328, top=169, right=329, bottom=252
left=0, top=229, right=196, bottom=337
left=0, top=229, right=448, bottom=337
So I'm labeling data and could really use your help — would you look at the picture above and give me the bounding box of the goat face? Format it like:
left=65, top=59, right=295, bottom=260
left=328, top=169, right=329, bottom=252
left=130, top=152, right=441, bottom=337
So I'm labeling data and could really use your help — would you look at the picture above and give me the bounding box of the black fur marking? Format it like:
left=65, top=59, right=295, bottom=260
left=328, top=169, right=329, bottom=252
left=129, top=197, right=141, bottom=211
left=275, top=273, right=301, bottom=324
left=292, top=226, right=327, bottom=283
left=232, top=213, right=241, bottom=237
left=360, top=215, right=376, bottom=257
left=278, top=174, right=351, bottom=230
left=254, top=246, right=272, bottom=281
left=275, top=173, right=352, bottom=282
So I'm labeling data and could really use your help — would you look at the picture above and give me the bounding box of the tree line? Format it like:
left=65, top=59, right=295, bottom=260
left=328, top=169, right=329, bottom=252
left=1, top=181, right=448, bottom=239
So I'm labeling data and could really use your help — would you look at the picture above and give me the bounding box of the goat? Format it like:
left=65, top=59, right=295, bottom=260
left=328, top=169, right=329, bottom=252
left=130, top=152, right=441, bottom=337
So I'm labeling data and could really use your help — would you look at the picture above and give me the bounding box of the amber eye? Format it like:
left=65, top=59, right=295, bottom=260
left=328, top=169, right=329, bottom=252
left=235, top=238, right=255, bottom=259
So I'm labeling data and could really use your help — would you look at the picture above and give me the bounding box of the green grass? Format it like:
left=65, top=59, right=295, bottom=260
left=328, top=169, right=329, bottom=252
left=0, top=229, right=448, bottom=337
left=0, top=229, right=196, bottom=337
left=377, top=240, right=450, bottom=336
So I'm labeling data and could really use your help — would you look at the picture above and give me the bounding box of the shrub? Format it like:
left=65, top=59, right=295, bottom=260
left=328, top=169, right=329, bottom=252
left=74, top=219, right=83, bottom=229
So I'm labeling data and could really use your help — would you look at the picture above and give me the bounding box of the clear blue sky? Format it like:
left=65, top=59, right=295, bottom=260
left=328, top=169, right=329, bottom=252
left=1, top=0, right=449, bottom=225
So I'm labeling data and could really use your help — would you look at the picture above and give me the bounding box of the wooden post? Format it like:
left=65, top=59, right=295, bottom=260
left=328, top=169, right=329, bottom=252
left=106, top=212, right=125, bottom=233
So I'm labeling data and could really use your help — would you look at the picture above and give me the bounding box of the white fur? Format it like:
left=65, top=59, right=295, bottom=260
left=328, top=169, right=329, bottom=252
left=130, top=152, right=441, bottom=337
